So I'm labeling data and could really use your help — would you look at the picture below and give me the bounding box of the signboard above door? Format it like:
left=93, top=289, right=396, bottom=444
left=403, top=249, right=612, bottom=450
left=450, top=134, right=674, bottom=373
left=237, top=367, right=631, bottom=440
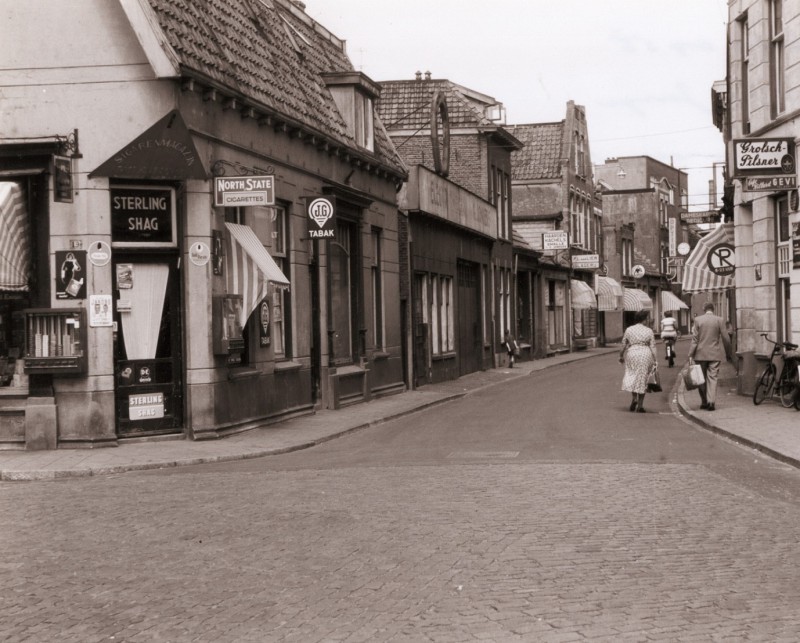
left=110, top=185, right=176, bottom=247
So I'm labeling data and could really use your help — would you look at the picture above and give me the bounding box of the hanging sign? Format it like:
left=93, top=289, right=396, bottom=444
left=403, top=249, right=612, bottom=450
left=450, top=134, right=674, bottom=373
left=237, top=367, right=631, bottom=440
left=53, top=156, right=73, bottom=203
left=542, top=231, right=569, bottom=250
left=571, top=254, right=599, bottom=269
left=733, top=138, right=795, bottom=176
left=214, top=175, right=275, bottom=207
left=307, top=197, right=336, bottom=238
left=707, top=243, right=736, bottom=276
left=631, top=264, right=646, bottom=279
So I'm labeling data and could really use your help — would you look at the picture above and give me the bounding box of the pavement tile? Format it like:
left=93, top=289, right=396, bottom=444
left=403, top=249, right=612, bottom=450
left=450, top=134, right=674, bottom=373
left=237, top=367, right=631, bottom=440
left=2, top=344, right=799, bottom=480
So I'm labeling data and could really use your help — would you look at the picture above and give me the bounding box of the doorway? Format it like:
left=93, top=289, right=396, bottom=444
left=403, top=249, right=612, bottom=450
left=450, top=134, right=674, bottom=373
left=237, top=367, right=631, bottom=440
left=113, top=254, right=182, bottom=436
left=457, top=260, right=481, bottom=376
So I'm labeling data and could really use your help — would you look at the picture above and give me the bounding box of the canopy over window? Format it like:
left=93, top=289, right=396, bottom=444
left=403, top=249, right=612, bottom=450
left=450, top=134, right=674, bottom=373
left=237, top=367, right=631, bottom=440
left=682, top=223, right=735, bottom=293
left=0, top=182, right=31, bottom=292
left=597, top=276, right=624, bottom=311
left=225, top=222, right=290, bottom=327
left=570, top=279, right=597, bottom=309
left=623, top=288, right=653, bottom=311
left=661, top=290, right=689, bottom=311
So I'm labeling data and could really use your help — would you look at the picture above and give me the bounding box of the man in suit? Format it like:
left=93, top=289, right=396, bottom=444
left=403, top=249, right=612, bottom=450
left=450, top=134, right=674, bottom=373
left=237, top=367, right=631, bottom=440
left=688, top=302, right=732, bottom=411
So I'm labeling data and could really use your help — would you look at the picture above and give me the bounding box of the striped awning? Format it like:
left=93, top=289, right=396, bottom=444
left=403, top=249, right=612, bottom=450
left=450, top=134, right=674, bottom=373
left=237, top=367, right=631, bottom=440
left=570, top=279, right=597, bottom=309
left=0, top=182, right=31, bottom=292
left=597, top=276, right=624, bottom=311
left=623, top=288, right=653, bottom=311
left=661, top=290, right=689, bottom=311
left=682, top=223, right=735, bottom=293
left=224, top=222, right=290, bottom=327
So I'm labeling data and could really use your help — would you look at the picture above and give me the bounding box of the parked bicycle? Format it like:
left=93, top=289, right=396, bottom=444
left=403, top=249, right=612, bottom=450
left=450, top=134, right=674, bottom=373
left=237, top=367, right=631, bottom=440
left=752, top=334, right=800, bottom=408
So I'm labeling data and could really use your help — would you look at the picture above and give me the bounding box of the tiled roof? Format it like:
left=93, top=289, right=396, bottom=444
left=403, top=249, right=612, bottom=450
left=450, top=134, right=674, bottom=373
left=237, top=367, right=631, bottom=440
left=145, top=0, right=404, bottom=174
left=508, top=122, right=564, bottom=181
left=377, top=79, right=500, bottom=131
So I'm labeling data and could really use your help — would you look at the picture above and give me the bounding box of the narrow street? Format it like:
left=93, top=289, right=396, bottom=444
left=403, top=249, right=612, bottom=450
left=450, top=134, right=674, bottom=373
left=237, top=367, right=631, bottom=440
left=4, top=352, right=800, bottom=642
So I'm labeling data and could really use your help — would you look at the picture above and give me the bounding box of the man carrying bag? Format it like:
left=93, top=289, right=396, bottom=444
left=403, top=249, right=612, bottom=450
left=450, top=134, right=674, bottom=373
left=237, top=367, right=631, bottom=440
left=687, top=302, right=732, bottom=411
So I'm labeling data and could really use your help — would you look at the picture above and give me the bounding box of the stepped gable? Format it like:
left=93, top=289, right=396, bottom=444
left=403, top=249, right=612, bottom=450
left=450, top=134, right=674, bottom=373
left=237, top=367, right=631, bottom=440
left=509, top=122, right=564, bottom=181
left=146, top=0, right=404, bottom=174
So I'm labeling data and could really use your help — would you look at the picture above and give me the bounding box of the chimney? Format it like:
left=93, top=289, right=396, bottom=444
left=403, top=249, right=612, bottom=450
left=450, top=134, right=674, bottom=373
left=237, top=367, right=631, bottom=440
left=415, top=71, right=422, bottom=81
left=291, top=0, right=306, bottom=9
left=424, top=71, right=431, bottom=81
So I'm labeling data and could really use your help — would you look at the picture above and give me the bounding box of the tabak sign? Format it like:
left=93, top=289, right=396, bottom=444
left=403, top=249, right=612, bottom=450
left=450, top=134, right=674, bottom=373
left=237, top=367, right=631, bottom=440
left=306, top=197, right=335, bottom=239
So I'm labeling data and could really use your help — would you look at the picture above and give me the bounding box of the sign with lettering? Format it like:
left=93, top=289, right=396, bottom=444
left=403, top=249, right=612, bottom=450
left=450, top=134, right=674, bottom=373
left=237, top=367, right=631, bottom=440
left=307, top=197, right=336, bottom=239
left=542, top=231, right=569, bottom=250
left=743, top=175, right=797, bottom=192
left=571, top=254, right=600, bottom=269
left=707, top=243, right=736, bottom=276
left=734, top=138, right=795, bottom=176
left=681, top=210, right=719, bottom=224
left=128, top=392, right=165, bottom=420
left=214, top=175, right=275, bottom=207
left=110, top=186, right=175, bottom=246
left=55, top=250, right=86, bottom=300
left=53, top=156, right=73, bottom=203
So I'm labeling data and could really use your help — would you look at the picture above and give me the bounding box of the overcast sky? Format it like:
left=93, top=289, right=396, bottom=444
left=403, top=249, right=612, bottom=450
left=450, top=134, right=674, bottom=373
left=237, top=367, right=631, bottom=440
left=305, top=0, right=729, bottom=213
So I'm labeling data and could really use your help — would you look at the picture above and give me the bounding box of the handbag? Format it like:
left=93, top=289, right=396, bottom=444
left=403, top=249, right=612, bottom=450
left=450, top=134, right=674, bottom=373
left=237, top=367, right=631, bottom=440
left=647, top=367, right=663, bottom=392
left=683, top=362, right=705, bottom=390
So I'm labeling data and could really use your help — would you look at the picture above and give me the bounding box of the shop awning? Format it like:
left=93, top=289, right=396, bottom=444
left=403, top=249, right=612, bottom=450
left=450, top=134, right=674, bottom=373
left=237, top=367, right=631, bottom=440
left=570, top=279, right=597, bottom=309
left=623, top=288, right=653, bottom=311
left=0, top=182, right=31, bottom=292
left=661, top=290, right=689, bottom=311
left=682, top=223, right=735, bottom=293
left=225, top=222, right=290, bottom=327
left=597, top=276, right=624, bottom=311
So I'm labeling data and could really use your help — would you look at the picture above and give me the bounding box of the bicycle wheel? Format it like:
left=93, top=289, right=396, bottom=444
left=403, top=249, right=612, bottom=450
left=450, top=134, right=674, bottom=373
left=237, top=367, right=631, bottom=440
left=753, top=365, right=775, bottom=405
left=779, top=366, right=800, bottom=408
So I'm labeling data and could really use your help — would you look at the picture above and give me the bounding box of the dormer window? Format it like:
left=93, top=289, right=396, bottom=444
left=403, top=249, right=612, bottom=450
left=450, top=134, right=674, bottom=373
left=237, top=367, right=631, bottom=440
left=322, top=72, right=380, bottom=153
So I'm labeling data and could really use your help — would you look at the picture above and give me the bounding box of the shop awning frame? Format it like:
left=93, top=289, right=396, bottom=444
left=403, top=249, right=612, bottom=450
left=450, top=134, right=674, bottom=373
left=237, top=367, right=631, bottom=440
left=224, top=222, right=290, bottom=326
left=623, top=287, right=653, bottom=311
left=682, top=223, right=735, bottom=293
left=661, top=290, right=689, bottom=311
left=570, top=279, right=597, bottom=310
left=597, top=276, right=624, bottom=311
left=0, top=181, right=31, bottom=293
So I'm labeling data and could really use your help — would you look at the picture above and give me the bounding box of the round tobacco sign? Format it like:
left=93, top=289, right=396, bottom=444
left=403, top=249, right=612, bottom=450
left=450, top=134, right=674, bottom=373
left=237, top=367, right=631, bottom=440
left=88, top=241, right=111, bottom=267
left=189, top=242, right=211, bottom=266
left=631, top=264, right=646, bottom=279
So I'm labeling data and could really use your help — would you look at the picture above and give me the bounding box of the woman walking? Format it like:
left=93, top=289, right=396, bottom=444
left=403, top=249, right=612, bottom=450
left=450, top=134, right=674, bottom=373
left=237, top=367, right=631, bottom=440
left=619, top=309, right=657, bottom=413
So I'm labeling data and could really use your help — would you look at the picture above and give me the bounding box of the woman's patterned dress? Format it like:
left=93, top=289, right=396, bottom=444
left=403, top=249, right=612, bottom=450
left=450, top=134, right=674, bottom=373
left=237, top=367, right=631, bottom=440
left=621, top=323, right=656, bottom=394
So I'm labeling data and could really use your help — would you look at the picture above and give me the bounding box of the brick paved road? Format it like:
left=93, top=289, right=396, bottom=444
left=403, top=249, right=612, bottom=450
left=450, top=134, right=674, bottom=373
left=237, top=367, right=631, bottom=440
left=4, top=354, right=800, bottom=642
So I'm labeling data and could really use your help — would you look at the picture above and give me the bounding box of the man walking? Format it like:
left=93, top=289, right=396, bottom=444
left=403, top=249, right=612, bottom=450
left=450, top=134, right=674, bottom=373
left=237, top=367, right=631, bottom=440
left=688, top=302, right=732, bottom=411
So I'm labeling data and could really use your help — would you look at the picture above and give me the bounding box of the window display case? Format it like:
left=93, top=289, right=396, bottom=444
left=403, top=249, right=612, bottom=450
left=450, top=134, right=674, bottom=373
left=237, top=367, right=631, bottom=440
left=24, top=308, right=87, bottom=375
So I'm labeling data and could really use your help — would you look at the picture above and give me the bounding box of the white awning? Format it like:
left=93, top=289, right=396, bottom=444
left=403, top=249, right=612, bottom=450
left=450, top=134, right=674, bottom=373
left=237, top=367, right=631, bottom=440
left=570, top=279, right=597, bottom=309
left=224, top=222, right=290, bottom=326
left=597, top=276, right=623, bottom=311
left=0, top=182, right=31, bottom=292
left=661, top=290, right=689, bottom=311
left=682, top=223, right=735, bottom=293
left=623, top=288, right=653, bottom=311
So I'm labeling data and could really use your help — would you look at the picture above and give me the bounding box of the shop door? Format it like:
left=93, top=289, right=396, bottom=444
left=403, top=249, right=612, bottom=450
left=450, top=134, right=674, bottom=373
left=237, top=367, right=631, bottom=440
left=457, top=260, right=481, bottom=376
left=113, top=255, right=182, bottom=436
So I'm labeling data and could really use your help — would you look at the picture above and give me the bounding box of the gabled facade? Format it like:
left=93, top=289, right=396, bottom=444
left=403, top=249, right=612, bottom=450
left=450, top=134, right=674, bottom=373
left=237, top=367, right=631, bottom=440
left=595, top=156, right=691, bottom=339
left=377, top=75, right=526, bottom=384
left=510, top=101, right=602, bottom=354
left=0, top=0, right=406, bottom=448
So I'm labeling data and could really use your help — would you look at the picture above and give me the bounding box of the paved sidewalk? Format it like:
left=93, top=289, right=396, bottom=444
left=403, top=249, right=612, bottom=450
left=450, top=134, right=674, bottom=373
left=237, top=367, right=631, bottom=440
left=2, top=344, right=798, bottom=480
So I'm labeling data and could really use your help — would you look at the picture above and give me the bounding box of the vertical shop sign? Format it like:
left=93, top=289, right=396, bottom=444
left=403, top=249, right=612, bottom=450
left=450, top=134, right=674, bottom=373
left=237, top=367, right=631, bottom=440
left=259, top=299, right=271, bottom=346
left=53, top=156, right=73, bottom=203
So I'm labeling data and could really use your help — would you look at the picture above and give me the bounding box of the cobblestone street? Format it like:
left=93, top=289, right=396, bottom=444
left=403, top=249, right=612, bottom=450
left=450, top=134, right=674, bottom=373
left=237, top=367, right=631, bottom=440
left=4, top=459, right=800, bottom=642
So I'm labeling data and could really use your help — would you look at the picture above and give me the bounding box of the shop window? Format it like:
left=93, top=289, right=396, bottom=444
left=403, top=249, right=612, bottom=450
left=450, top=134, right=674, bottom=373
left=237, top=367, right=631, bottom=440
left=330, top=219, right=360, bottom=365
left=270, top=205, right=290, bottom=359
left=371, top=228, right=384, bottom=350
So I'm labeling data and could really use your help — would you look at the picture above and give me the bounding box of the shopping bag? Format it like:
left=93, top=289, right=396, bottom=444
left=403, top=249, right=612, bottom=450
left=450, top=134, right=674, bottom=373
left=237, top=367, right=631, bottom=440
left=647, top=367, right=663, bottom=392
left=683, top=363, right=705, bottom=390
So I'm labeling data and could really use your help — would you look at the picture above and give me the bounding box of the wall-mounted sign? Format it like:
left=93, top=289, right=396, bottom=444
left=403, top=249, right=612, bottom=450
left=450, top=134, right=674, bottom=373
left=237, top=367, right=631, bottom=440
left=259, top=299, right=271, bottom=347
left=542, top=231, right=569, bottom=250
left=189, top=242, right=211, bottom=266
left=631, top=264, right=646, bottom=279
left=668, top=217, right=677, bottom=256
left=55, top=250, right=86, bottom=299
left=110, top=186, right=176, bottom=247
left=743, top=175, right=797, bottom=192
left=734, top=138, right=795, bottom=176
left=307, top=197, right=336, bottom=239
left=116, top=263, right=133, bottom=289
left=214, top=175, right=275, bottom=207
left=88, top=240, right=111, bottom=266
left=53, top=156, right=73, bottom=203
left=89, top=294, right=114, bottom=327
left=571, top=254, right=600, bottom=269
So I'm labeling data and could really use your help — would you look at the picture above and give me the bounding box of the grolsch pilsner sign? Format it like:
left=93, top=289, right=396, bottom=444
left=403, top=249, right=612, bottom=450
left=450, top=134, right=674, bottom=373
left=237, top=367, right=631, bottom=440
left=734, top=138, right=796, bottom=192
left=307, top=197, right=335, bottom=239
